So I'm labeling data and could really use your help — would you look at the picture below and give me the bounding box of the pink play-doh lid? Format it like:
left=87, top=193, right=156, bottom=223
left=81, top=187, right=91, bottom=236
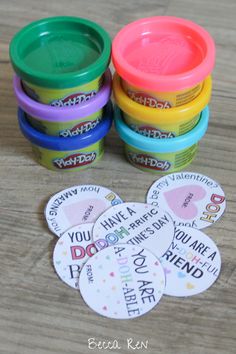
left=112, top=17, right=215, bottom=92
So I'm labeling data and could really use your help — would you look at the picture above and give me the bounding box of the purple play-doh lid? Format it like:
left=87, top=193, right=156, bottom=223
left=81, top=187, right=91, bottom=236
left=13, top=69, right=112, bottom=122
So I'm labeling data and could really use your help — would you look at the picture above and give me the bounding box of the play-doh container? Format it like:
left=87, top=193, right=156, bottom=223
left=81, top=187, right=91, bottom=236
left=18, top=102, right=113, bottom=171
left=10, top=17, right=111, bottom=105
left=14, top=69, right=112, bottom=137
left=112, top=17, right=215, bottom=108
left=113, top=72, right=211, bottom=138
left=114, top=106, right=209, bottom=173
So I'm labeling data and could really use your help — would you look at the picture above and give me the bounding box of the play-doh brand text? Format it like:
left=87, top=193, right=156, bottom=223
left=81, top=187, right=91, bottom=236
left=127, top=90, right=172, bottom=109
left=128, top=152, right=171, bottom=171
left=131, top=125, right=175, bottom=139
left=53, top=152, right=96, bottom=169
left=51, top=91, right=97, bottom=107
left=59, top=118, right=101, bottom=137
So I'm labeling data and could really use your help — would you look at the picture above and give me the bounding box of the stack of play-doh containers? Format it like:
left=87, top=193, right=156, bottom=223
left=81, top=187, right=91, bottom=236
left=10, top=16, right=112, bottom=171
left=112, top=16, right=215, bottom=173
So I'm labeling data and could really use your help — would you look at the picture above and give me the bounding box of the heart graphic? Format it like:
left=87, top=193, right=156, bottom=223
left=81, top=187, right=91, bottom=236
left=102, top=306, right=107, bottom=311
left=63, top=199, right=106, bottom=225
left=109, top=272, right=115, bottom=277
left=164, top=268, right=171, bottom=275
left=177, top=272, right=186, bottom=278
left=164, top=185, right=207, bottom=219
left=186, top=282, right=195, bottom=289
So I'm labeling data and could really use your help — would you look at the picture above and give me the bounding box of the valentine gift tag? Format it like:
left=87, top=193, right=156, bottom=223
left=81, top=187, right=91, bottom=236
left=161, top=226, right=221, bottom=296
left=45, top=185, right=123, bottom=236
left=93, top=202, right=174, bottom=258
left=146, top=172, right=226, bottom=229
left=79, top=244, right=165, bottom=319
left=53, top=223, right=96, bottom=289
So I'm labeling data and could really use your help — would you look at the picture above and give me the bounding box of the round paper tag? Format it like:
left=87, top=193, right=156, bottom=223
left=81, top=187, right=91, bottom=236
left=93, top=202, right=174, bottom=258
left=53, top=223, right=96, bottom=289
left=45, top=185, right=123, bottom=236
left=79, top=244, right=165, bottom=319
left=146, top=172, right=226, bottom=229
left=161, top=226, right=221, bottom=296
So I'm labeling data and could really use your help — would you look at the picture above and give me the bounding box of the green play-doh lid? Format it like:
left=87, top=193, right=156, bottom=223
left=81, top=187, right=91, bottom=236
left=9, top=16, right=111, bottom=89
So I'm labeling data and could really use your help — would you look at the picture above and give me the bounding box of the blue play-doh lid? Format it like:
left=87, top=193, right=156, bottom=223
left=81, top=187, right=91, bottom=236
left=18, top=101, right=113, bottom=151
left=115, top=106, right=209, bottom=153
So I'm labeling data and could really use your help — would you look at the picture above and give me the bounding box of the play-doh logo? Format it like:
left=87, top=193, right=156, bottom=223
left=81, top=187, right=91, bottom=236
left=128, top=152, right=171, bottom=171
left=59, top=118, right=101, bottom=137
left=131, top=124, right=175, bottom=139
left=53, top=152, right=96, bottom=169
left=50, top=91, right=96, bottom=107
left=127, top=90, right=171, bottom=109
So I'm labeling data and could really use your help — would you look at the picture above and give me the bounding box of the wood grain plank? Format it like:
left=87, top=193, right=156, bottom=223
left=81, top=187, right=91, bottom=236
left=0, top=0, right=235, bottom=353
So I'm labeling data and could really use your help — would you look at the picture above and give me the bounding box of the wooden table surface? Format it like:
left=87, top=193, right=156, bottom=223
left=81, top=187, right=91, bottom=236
left=0, top=0, right=236, bottom=353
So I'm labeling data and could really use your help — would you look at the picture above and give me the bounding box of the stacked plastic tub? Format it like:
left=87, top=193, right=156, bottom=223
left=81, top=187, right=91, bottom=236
left=10, top=16, right=112, bottom=171
left=112, top=17, right=215, bottom=173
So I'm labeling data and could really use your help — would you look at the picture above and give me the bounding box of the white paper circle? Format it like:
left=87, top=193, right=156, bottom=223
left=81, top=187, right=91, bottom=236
left=93, top=202, right=174, bottom=258
left=146, top=172, right=226, bottom=229
left=45, top=185, right=123, bottom=236
left=53, top=223, right=96, bottom=289
left=161, top=226, right=221, bottom=296
left=79, top=244, right=165, bottom=319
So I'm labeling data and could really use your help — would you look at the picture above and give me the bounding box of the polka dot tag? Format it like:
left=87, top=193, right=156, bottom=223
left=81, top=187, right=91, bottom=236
left=79, top=244, right=165, bottom=319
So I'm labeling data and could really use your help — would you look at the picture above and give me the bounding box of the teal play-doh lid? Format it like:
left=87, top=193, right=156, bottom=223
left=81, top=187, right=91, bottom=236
left=115, top=106, right=209, bottom=153
left=10, top=16, right=111, bottom=88
left=115, top=106, right=209, bottom=173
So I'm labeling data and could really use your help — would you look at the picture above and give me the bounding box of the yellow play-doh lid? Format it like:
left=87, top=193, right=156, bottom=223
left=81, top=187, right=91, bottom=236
left=113, top=72, right=212, bottom=124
